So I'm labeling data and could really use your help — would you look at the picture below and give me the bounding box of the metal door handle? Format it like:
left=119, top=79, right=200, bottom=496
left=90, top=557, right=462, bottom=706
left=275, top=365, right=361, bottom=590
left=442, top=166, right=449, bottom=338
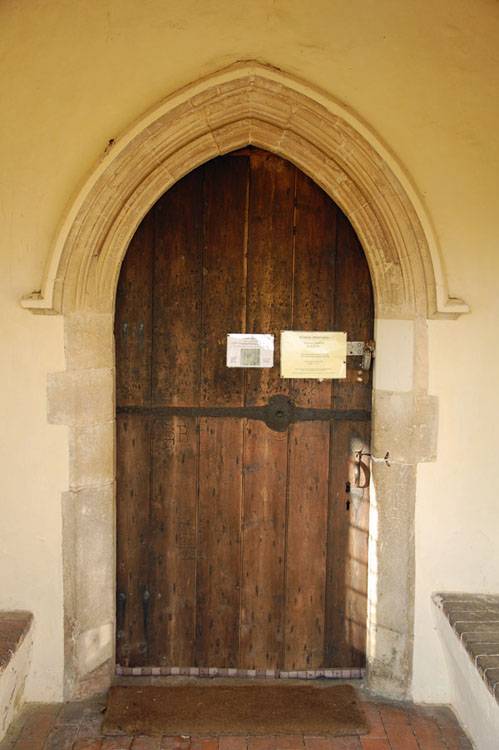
left=354, top=450, right=390, bottom=487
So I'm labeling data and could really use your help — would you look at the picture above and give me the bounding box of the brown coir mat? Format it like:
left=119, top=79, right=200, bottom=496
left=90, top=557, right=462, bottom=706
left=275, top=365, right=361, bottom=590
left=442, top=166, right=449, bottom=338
left=102, top=683, right=367, bottom=736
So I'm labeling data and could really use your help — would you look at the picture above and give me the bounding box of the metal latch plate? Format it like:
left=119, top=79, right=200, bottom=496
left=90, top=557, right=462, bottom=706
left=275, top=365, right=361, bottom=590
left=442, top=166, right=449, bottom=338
left=347, top=341, right=365, bottom=356
left=347, top=340, right=376, bottom=371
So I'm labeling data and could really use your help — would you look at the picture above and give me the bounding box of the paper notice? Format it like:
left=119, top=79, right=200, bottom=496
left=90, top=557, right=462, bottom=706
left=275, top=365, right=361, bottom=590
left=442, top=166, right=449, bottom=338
left=280, top=331, right=347, bottom=379
left=226, top=334, right=274, bottom=368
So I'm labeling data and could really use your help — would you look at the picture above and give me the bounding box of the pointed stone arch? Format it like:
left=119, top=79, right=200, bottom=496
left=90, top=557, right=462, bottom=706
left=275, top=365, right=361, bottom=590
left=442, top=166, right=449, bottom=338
left=34, top=62, right=468, bottom=700
left=23, top=63, right=466, bottom=319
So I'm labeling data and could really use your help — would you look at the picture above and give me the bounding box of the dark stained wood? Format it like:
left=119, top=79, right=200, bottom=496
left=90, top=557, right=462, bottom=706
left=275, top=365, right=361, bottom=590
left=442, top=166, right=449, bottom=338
left=332, top=211, right=374, bottom=412
left=325, top=420, right=370, bottom=667
left=291, top=170, right=337, bottom=408
left=245, top=151, right=295, bottom=406
left=201, top=157, right=248, bottom=407
left=115, top=147, right=374, bottom=672
left=115, top=208, right=154, bottom=666
left=346, top=421, right=371, bottom=662
left=147, top=416, right=198, bottom=666
left=152, top=172, right=204, bottom=407
left=115, top=212, right=154, bottom=407
left=196, top=418, right=243, bottom=667
left=284, top=422, right=330, bottom=670
left=325, top=210, right=374, bottom=667
left=145, top=172, right=204, bottom=666
left=239, top=421, right=287, bottom=669
left=116, top=414, right=152, bottom=666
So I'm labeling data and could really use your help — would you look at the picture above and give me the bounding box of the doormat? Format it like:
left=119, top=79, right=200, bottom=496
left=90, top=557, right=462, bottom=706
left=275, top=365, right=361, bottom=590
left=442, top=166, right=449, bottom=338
left=102, top=683, right=368, bottom=736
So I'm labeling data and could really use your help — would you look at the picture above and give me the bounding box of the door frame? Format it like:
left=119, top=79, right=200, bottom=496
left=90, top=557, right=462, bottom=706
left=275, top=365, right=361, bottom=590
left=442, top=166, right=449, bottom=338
left=26, top=62, right=468, bottom=700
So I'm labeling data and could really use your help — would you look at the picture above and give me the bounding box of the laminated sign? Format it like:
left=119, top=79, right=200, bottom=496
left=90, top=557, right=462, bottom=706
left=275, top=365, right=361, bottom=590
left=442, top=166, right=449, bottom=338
left=280, top=331, right=347, bottom=379
left=226, top=334, right=274, bottom=368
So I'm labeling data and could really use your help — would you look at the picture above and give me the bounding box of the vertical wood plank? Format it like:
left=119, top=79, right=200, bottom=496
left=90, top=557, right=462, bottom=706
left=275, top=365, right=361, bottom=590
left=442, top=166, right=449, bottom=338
left=115, top=211, right=154, bottom=666
left=116, top=414, right=151, bottom=666
left=245, top=151, right=295, bottom=405
left=152, top=171, right=204, bottom=406
left=201, top=157, right=249, bottom=407
left=284, top=421, right=330, bottom=670
left=346, top=420, right=371, bottom=664
left=291, top=171, right=337, bottom=408
left=325, top=207, right=373, bottom=667
left=147, top=416, right=198, bottom=666
left=115, top=212, right=154, bottom=407
left=325, top=421, right=370, bottom=667
left=242, top=151, right=295, bottom=668
left=239, top=421, right=287, bottom=669
left=196, top=418, right=243, bottom=667
left=332, top=210, right=374, bottom=412
left=146, top=168, right=204, bottom=666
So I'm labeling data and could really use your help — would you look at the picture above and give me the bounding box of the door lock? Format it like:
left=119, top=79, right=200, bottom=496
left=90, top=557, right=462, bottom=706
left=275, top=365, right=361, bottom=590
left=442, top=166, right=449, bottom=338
left=347, top=340, right=376, bottom=371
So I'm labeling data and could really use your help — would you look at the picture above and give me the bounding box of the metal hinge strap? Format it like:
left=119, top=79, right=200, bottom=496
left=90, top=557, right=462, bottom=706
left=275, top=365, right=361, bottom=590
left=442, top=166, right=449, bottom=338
left=117, top=397, right=370, bottom=432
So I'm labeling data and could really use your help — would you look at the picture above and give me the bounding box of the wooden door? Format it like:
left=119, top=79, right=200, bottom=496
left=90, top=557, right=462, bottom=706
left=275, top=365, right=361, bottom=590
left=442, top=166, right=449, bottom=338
left=115, top=148, right=373, bottom=674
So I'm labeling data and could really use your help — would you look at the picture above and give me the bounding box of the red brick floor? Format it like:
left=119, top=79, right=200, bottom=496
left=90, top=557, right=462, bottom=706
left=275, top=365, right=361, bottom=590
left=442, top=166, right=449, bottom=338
left=0, top=690, right=473, bottom=750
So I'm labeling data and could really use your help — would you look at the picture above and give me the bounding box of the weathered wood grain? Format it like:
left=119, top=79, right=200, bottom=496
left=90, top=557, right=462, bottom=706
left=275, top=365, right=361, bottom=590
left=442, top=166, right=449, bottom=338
left=291, top=170, right=337, bottom=408
left=325, top=420, right=370, bottom=667
left=239, top=420, right=288, bottom=669
left=245, top=151, right=295, bottom=406
left=152, top=171, right=204, bottom=406
left=115, top=148, right=374, bottom=672
left=115, top=212, right=154, bottom=407
left=325, top=208, right=374, bottom=667
left=147, top=416, right=198, bottom=666
left=284, top=421, right=330, bottom=670
left=201, top=157, right=248, bottom=407
left=332, top=210, right=374, bottom=412
left=116, top=414, right=152, bottom=666
left=196, top=418, right=243, bottom=667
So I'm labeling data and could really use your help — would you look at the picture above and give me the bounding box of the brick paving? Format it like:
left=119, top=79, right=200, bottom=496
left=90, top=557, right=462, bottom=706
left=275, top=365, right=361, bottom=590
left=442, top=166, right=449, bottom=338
left=0, top=690, right=473, bottom=750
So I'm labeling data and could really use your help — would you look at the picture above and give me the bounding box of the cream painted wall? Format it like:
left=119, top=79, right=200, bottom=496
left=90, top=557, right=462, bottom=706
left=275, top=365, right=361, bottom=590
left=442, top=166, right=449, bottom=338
left=0, top=305, right=66, bottom=700
left=413, top=308, right=499, bottom=701
left=1, top=0, right=498, bottom=701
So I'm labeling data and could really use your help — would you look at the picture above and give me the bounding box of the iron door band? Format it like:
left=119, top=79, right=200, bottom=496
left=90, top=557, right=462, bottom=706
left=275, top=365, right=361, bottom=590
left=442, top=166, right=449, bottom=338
left=117, top=394, right=370, bottom=433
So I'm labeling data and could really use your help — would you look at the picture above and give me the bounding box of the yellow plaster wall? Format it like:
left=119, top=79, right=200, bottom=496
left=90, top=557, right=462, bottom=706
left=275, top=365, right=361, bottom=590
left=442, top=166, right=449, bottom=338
left=1, top=0, right=498, bottom=700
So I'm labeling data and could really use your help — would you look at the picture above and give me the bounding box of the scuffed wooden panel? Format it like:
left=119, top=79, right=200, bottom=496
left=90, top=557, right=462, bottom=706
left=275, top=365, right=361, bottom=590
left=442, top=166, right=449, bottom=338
left=239, top=421, right=287, bottom=669
left=196, top=418, right=243, bottom=667
left=147, top=416, right=198, bottom=666
left=115, top=148, right=373, bottom=671
left=284, top=421, right=330, bottom=670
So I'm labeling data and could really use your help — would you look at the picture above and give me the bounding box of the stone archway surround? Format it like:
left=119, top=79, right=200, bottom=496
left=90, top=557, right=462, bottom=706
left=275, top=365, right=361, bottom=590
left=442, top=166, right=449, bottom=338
left=24, top=62, right=468, bottom=700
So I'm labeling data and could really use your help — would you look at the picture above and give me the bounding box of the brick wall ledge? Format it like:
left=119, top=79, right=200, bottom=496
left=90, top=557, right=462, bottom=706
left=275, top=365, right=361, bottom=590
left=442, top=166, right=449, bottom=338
left=433, top=592, right=499, bottom=703
left=0, top=611, right=34, bottom=742
left=0, top=612, right=33, bottom=674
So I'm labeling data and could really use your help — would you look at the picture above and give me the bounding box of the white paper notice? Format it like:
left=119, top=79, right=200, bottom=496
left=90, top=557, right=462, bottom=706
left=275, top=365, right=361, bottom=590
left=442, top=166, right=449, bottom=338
left=226, top=334, right=274, bottom=368
left=280, top=331, right=347, bottom=379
